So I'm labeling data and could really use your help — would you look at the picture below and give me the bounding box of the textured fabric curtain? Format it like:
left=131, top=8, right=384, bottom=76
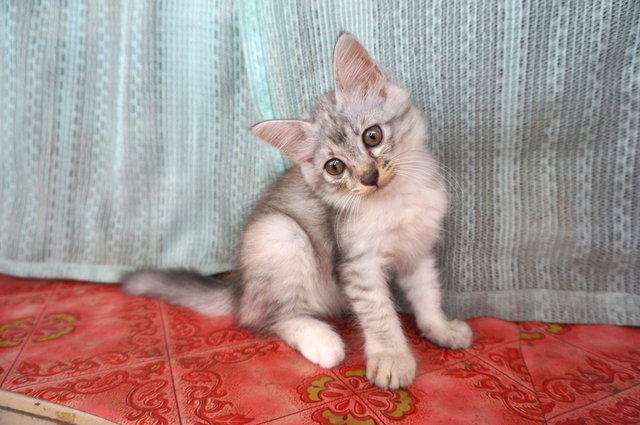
left=1, top=1, right=638, bottom=325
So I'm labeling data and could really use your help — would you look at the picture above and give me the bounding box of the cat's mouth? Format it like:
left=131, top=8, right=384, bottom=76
left=357, top=171, right=395, bottom=197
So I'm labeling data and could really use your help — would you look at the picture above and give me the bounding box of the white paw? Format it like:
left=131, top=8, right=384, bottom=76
left=422, top=319, right=473, bottom=350
left=298, top=332, right=346, bottom=369
left=366, top=351, right=416, bottom=389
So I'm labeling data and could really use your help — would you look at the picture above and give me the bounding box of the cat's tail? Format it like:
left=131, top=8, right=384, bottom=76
left=121, top=269, right=237, bottom=316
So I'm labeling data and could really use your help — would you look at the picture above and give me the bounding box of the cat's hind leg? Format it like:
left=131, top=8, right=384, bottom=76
left=272, top=316, right=346, bottom=368
left=237, top=212, right=345, bottom=368
left=396, top=255, right=473, bottom=350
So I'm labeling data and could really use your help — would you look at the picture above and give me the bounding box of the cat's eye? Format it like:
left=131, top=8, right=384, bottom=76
left=362, top=125, right=383, bottom=147
left=324, top=158, right=345, bottom=175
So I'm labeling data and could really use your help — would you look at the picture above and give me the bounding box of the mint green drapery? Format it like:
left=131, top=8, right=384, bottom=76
left=1, top=1, right=638, bottom=325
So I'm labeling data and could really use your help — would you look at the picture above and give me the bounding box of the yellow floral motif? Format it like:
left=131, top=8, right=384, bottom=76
left=386, top=390, right=413, bottom=418
left=48, top=314, right=77, bottom=322
left=343, top=368, right=413, bottom=418
left=520, top=323, right=564, bottom=340
left=306, top=376, right=333, bottom=402
left=0, top=318, right=34, bottom=347
left=35, top=326, right=75, bottom=342
left=34, top=314, right=77, bottom=342
left=520, top=331, right=542, bottom=340
left=300, top=368, right=417, bottom=425
left=344, top=369, right=366, bottom=378
left=546, top=323, right=563, bottom=334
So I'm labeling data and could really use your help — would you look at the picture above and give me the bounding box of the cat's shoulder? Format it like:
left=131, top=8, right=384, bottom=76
left=256, top=165, right=328, bottom=216
left=265, top=166, right=309, bottom=197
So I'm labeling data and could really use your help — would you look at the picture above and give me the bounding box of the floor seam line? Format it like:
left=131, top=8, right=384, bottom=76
left=255, top=394, right=354, bottom=425
left=542, top=329, right=640, bottom=376
left=158, top=301, right=184, bottom=425
left=414, top=337, right=519, bottom=378
left=469, top=356, right=549, bottom=422
left=1, top=289, right=56, bottom=387
left=547, top=381, right=640, bottom=421
left=517, top=329, right=550, bottom=424
left=4, top=355, right=168, bottom=391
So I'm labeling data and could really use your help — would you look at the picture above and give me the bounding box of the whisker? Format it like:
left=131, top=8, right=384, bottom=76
left=335, top=192, right=361, bottom=229
left=387, top=149, right=466, bottom=206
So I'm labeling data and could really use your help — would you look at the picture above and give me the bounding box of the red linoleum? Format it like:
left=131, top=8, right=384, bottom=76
left=0, top=275, right=638, bottom=424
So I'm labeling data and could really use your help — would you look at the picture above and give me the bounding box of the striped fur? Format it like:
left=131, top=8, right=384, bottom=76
left=122, top=33, right=471, bottom=389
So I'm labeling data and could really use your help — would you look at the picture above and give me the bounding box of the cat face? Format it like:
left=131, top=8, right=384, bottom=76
left=302, top=86, right=425, bottom=205
left=252, top=33, right=431, bottom=209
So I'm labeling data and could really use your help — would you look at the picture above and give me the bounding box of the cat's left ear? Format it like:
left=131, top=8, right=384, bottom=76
left=333, top=33, right=389, bottom=108
left=251, top=119, right=314, bottom=163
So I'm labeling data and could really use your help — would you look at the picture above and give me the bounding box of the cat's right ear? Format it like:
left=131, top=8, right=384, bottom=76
left=251, top=120, right=314, bottom=163
left=333, top=33, right=388, bottom=109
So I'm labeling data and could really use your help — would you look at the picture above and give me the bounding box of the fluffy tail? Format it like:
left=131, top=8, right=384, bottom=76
left=121, top=269, right=237, bottom=316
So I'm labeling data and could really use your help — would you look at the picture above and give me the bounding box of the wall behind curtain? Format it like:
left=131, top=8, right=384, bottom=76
left=1, top=1, right=638, bottom=325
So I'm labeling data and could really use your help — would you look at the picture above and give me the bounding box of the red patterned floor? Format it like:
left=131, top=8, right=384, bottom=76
left=0, top=274, right=638, bottom=425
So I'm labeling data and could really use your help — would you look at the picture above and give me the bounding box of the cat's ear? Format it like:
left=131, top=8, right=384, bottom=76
left=251, top=119, right=314, bottom=163
left=333, top=33, right=388, bottom=108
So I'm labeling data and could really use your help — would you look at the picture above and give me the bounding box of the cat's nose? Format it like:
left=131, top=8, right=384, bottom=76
left=360, top=169, right=379, bottom=186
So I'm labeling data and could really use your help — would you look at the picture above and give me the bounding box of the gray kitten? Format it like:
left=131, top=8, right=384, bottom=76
left=122, top=33, right=472, bottom=389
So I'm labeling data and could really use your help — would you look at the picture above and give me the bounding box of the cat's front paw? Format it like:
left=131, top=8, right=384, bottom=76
left=366, top=351, right=416, bottom=389
left=422, top=319, right=473, bottom=350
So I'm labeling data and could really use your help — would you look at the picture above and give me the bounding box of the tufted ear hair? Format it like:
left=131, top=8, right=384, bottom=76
left=251, top=119, right=314, bottom=163
left=333, top=33, right=388, bottom=109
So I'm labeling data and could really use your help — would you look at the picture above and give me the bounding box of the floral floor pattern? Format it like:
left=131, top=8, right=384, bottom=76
left=0, top=274, right=638, bottom=425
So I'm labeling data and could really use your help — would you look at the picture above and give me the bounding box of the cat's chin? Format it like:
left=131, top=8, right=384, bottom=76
left=363, top=173, right=397, bottom=198
left=359, top=180, right=391, bottom=198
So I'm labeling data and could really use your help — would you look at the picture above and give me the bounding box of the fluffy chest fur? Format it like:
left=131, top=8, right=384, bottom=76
left=336, top=180, right=447, bottom=272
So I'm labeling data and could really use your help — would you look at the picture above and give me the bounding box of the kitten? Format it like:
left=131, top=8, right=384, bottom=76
left=122, top=33, right=472, bottom=389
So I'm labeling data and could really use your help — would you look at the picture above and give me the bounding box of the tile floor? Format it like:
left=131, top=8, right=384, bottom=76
left=0, top=274, right=638, bottom=425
